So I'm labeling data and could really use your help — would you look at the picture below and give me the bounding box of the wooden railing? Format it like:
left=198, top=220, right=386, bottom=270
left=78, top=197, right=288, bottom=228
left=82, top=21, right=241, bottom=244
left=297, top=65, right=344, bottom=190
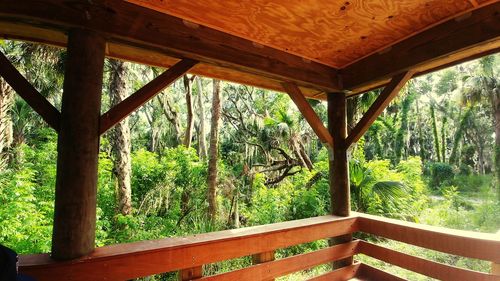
left=19, top=213, right=500, bottom=281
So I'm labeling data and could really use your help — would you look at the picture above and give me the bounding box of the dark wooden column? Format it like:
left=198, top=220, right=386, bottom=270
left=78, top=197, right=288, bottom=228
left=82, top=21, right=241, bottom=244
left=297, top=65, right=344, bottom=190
left=51, top=29, right=106, bottom=260
left=327, top=92, right=352, bottom=268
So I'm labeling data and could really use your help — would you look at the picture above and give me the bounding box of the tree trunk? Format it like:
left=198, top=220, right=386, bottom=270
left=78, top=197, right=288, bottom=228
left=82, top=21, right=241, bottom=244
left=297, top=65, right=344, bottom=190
left=415, top=99, right=426, bottom=165
left=207, top=79, right=221, bottom=222
left=196, top=76, right=207, bottom=160
left=157, top=95, right=182, bottom=145
left=183, top=75, right=194, bottom=148
left=0, top=78, right=13, bottom=169
left=109, top=59, right=132, bottom=216
left=430, top=104, right=441, bottom=162
left=494, top=89, right=500, bottom=200
left=441, top=115, right=447, bottom=163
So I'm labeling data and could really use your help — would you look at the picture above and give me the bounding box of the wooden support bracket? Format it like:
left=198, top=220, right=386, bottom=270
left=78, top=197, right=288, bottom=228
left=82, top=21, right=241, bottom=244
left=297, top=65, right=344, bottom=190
left=345, top=71, right=414, bottom=147
left=179, top=266, right=203, bottom=281
left=0, top=51, right=61, bottom=131
left=252, top=250, right=276, bottom=281
left=282, top=82, right=334, bottom=148
left=100, top=58, right=198, bottom=134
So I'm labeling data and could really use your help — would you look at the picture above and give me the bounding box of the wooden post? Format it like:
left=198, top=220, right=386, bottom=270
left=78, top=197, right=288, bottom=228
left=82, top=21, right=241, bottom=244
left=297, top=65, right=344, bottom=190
left=252, top=251, right=275, bottom=281
left=327, top=92, right=352, bottom=268
left=179, top=266, right=203, bottom=281
left=492, top=230, right=500, bottom=276
left=51, top=29, right=105, bottom=260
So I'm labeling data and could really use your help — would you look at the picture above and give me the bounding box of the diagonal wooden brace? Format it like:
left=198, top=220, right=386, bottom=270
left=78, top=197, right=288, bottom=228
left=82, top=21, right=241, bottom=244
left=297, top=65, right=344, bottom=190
left=282, top=82, right=334, bottom=149
left=345, top=71, right=414, bottom=147
left=0, top=51, right=61, bottom=131
left=100, top=58, right=198, bottom=135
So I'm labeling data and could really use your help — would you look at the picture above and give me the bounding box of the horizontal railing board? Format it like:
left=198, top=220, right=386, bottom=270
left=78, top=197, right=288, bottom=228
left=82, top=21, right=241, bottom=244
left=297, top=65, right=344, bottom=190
left=17, top=213, right=500, bottom=281
left=354, top=263, right=406, bottom=281
left=307, top=262, right=360, bottom=281
left=358, top=241, right=498, bottom=281
left=355, top=212, right=500, bottom=262
left=199, top=241, right=359, bottom=281
left=20, top=215, right=357, bottom=281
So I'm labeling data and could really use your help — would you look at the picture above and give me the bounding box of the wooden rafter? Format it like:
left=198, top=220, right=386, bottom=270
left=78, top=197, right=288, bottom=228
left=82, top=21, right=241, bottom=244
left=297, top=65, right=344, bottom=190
left=468, top=0, right=479, bottom=8
left=100, top=59, right=198, bottom=134
left=345, top=71, right=414, bottom=147
left=282, top=82, right=333, bottom=148
left=0, top=51, right=60, bottom=131
left=0, top=0, right=341, bottom=92
left=342, top=2, right=500, bottom=90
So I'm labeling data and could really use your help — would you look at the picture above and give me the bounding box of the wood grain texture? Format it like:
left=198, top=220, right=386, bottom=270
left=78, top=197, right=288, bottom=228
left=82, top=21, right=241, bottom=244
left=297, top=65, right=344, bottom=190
left=100, top=59, right=197, bottom=134
left=358, top=241, right=498, bottom=281
left=129, top=0, right=488, bottom=68
left=0, top=51, right=60, bottom=131
left=19, top=215, right=358, bottom=281
left=354, top=263, right=406, bottom=281
left=356, top=212, right=500, bottom=262
left=0, top=0, right=340, bottom=92
left=307, top=262, right=360, bottom=281
left=342, top=1, right=500, bottom=90
left=282, top=82, right=333, bottom=147
left=0, top=22, right=325, bottom=99
left=346, top=71, right=414, bottom=146
left=179, top=266, right=203, bottom=281
left=200, top=241, right=358, bottom=281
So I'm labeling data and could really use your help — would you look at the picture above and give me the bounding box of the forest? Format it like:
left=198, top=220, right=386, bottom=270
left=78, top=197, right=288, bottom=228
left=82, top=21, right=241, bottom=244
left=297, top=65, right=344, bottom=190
left=0, top=40, right=499, bottom=280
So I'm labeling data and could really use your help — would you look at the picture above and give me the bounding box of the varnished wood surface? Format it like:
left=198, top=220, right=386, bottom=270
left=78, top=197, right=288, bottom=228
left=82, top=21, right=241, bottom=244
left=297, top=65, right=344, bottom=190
left=354, top=263, right=406, bottom=281
left=356, top=212, right=500, bottom=262
left=0, top=0, right=341, bottom=93
left=200, top=241, right=358, bottom=281
left=282, top=82, right=333, bottom=148
left=307, top=262, right=360, bottom=281
left=19, top=215, right=358, bottom=280
left=342, top=1, right=500, bottom=90
left=18, top=213, right=500, bottom=280
left=358, top=241, right=498, bottom=281
left=0, top=51, right=60, bottom=131
left=346, top=71, right=414, bottom=146
left=1, top=2, right=498, bottom=98
left=129, top=0, right=494, bottom=68
left=100, top=59, right=198, bottom=134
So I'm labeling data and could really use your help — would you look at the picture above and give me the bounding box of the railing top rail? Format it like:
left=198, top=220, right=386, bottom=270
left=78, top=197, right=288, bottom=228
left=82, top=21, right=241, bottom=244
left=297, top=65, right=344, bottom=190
left=19, top=215, right=358, bottom=281
left=355, top=212, right=500, bottom=262
left=18, top=213, right=500, bottom=281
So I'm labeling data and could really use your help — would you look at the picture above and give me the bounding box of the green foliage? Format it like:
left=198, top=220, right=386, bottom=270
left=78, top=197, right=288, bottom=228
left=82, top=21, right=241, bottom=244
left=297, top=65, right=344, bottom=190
left=428, top=162, right=455, bottom=189
left=243, top=173, right=292, bottom=225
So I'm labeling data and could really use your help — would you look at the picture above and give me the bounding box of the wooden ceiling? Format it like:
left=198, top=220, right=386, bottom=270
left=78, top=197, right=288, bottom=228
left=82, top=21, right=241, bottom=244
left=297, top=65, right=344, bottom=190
left=0, top=0, right=498, bottom=99
left=129, top=0, right=494, bottom=68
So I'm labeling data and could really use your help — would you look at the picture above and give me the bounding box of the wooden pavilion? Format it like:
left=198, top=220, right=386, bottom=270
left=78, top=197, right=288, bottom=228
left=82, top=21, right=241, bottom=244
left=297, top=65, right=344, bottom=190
left=0, top=0, right=499, bottom=280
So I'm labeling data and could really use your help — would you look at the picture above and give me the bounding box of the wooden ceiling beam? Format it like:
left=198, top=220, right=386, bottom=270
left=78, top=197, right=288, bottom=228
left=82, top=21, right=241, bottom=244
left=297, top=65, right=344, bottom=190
left=0, top=51, right=60, bottom=131
left=341, top=2, right=500, bottom=90
left=282, top=82, right=333, bottom=148
left=100, top=59, right=198, bottom=135
left=345, top=71, right=414, bottom=147
left=0, top=0, right=340, bottom=93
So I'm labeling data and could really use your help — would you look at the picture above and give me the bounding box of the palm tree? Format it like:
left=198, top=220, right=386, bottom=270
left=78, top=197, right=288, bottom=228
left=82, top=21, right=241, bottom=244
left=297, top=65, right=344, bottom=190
left=349, top=161, right=409, bottom=216
left=461, top=55, right=500, bottom=197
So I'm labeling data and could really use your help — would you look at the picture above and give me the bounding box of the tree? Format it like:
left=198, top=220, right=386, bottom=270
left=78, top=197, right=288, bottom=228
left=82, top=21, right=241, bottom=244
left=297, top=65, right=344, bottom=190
left=461, top=55, right=499, bottom=195
left=183, top=75, right=195, bottom=148
left=0, top=78, right=13, bottom=169
left=196, top=77, right=207, bottom=160
left=207, top=79, right=221, bottom=221
left=108, top=59, right=132, bottom=215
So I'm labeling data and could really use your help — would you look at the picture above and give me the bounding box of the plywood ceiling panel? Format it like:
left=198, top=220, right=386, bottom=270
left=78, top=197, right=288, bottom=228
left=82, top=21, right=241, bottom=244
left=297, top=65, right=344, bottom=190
left=129, top=0, right=483, bottom=68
